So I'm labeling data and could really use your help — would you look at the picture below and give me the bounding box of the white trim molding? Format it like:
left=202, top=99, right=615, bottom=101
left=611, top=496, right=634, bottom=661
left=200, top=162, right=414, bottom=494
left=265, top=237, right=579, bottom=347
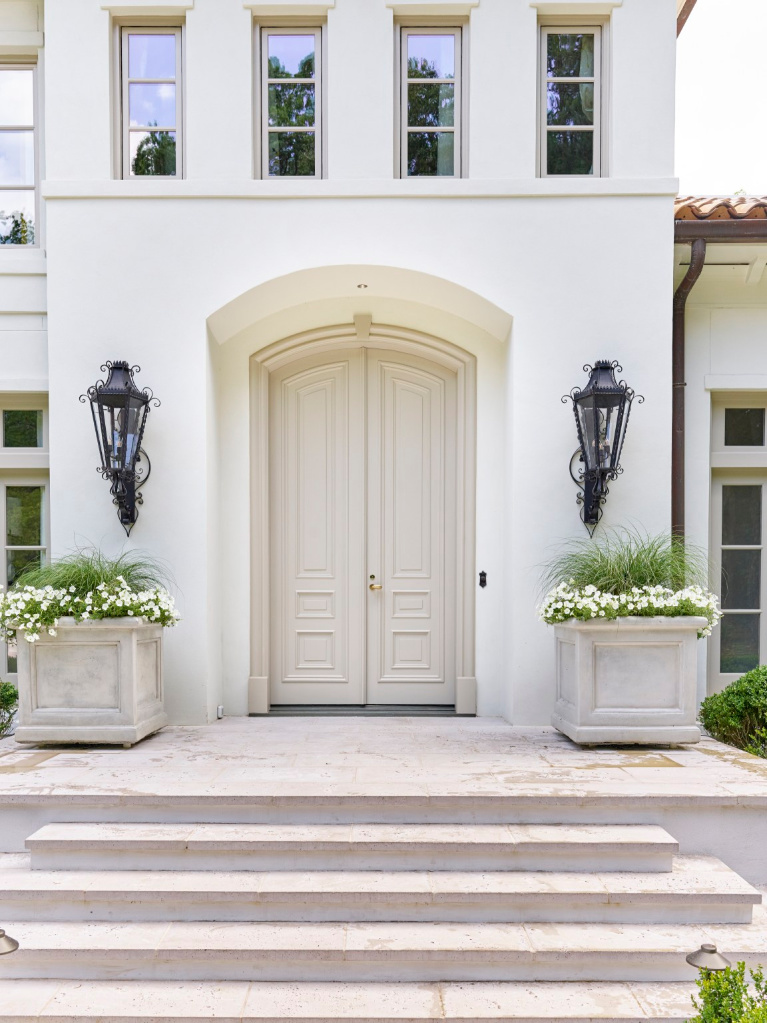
left=387, top=1, right=478, bottom=14
left=244, top=2, right=334, bottom=13
left=101, top=3, right=193, bottom=12
left=531, top=1, right=621, bottom=12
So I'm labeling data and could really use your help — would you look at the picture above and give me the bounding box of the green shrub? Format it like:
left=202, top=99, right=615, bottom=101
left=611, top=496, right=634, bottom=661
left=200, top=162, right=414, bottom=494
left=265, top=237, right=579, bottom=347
left=700, top=666, right=767, bottom=759
left=0, top=680, right=17, bottom=737
left=690, top=962, right=766, bottom=1023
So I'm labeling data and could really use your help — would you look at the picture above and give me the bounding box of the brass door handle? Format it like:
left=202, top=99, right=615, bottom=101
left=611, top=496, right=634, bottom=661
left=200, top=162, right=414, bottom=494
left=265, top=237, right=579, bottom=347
left=369, top=583, right=383, bottom=590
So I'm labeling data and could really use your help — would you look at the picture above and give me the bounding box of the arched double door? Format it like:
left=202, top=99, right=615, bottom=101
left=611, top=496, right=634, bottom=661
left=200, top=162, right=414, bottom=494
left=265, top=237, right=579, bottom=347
left=269, top=345, right=458, bottom=705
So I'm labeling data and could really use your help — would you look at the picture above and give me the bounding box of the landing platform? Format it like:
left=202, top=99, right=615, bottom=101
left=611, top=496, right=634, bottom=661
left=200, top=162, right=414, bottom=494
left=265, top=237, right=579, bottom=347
left=1, top=719, right=766, bottom=882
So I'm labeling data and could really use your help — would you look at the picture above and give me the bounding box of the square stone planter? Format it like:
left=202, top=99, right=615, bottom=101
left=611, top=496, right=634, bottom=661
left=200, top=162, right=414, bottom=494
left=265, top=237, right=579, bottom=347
left=551, top=616, right=707, bottom=745
left=14, top=617, right=167, bottom=746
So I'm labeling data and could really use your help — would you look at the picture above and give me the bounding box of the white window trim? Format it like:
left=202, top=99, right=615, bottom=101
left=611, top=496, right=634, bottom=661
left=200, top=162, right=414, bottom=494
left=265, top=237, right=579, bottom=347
left=538, top=24, right=605, bottom=178
left=397, top=26, right=463, bottom=179
left=258, top=26, right=324, bottom=180
left=0, top=61, right=39, bottom=248
left=119, top=25, right=184, bottom=180
left=0, top=474, right=49, bottom=677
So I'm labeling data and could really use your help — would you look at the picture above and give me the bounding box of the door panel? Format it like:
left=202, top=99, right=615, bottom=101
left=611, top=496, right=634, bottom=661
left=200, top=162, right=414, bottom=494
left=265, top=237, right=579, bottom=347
left=366, top=351, right=457, bottom=704
left=269, top=351, right=365, bottom=704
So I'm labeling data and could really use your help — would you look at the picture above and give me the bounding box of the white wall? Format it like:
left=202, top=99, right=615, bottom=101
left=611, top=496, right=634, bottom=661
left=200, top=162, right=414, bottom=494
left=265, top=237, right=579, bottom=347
left=19, top=0, right=680, bottom=723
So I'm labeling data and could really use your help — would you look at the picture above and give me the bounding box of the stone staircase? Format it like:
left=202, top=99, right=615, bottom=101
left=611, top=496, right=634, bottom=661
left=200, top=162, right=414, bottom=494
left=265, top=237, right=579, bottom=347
left=0, top=819, right=765, bottom=1020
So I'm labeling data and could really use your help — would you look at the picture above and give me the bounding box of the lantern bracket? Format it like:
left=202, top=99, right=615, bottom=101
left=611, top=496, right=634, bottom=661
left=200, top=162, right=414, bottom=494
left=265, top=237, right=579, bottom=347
left=563, top=360, right=643, bottom=534
left=80, top=361, right=160, bottom=537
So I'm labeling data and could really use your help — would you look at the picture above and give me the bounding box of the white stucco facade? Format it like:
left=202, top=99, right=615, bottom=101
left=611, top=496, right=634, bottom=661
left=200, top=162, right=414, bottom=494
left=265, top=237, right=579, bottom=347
left=0, top=0, right=682, bottom=725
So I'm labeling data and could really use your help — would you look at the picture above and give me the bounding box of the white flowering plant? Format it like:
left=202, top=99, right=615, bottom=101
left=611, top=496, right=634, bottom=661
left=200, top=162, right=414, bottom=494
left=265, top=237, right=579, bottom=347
left=538, top=582, right=722, bottom=637
left=538, top=530, right=722, bottom=638
left=0, top=577, right=181, bottom=644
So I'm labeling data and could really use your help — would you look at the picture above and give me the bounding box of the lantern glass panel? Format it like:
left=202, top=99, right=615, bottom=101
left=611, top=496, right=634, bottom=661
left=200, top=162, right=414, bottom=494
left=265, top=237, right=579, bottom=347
left=576, top=398, right=599, bottom=472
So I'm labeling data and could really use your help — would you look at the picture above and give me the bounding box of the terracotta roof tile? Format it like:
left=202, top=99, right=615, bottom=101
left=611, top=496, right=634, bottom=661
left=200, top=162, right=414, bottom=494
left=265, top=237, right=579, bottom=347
left=675, top=196, right=767, bottom=221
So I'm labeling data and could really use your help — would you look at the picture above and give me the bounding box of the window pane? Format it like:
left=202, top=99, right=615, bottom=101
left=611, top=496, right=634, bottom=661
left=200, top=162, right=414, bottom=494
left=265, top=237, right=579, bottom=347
left=408, top=83, right=454, bottom=127
left=3, top=410, right=42, bottom=448
left=723, top=485, right=762, bottom=546
left=0, top=131, right=33, bottom=186
left=268, top=84, right=315, bottom=127
left=129, top=83, right=176, bottom=128
left=407, top=35, right=455, bottom=79
left=128, top=34, right=176, bottom=79
left=7, top=548, right=41, bottom=587
left=720, top=613, right=760, bottom=674
left=0, top=190, right=34, bottom=245
left=547, top=130, right=593, bottom=175
left=267, top=35, right=315, bottom=78
left=407, top=132, right=455, bottom=176
left=130, top=131, right=176, bottom=176
left=547, top=83, right=594, bottom=126
left=547, top=33, right=595, bottom=78
left=721, top=549, right=761, bottom=609
left=6, top=635, right=16, bottom=673
left=6, top=485, right=42, bottom=547
left=725, top=408, right=765, bottom=447
left=268, top=131, right=315, bottom=176
left=0, top=70, right=33, bottom=126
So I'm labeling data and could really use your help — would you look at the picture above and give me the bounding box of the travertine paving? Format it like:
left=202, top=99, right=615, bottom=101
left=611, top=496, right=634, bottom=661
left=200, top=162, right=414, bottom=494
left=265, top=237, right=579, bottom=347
left=1, top=717, right=766, bottom=803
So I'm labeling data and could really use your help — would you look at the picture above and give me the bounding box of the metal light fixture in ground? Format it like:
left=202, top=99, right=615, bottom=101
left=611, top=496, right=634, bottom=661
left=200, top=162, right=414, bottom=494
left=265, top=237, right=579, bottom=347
left=81, top=361, right=160, bottom=536
left=686, top=943, right=731, bottom=972
left=564, top=360, right=643, bottom=533
left=0, top=928, right=19, bottom=954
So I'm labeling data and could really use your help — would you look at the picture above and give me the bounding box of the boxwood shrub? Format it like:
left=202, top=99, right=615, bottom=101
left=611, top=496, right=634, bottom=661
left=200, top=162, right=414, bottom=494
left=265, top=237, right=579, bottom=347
left=699, top=665, right=767, bottom=759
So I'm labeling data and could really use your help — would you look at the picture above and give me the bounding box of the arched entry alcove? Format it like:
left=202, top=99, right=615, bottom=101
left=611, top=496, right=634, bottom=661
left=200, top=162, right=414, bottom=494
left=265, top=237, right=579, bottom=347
left=207, top=266, right=512, bottom=717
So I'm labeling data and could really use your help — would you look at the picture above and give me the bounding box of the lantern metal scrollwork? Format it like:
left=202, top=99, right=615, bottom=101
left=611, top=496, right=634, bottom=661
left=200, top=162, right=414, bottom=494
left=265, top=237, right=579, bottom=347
left=80, top=361, right=160, bottom=536
left=563, top=360, right=643, bottom=533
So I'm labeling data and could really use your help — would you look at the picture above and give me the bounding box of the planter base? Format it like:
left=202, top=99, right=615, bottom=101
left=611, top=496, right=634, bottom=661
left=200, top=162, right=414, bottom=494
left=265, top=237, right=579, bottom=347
left=14, top=708, right=168, bottom=747
left=14, top=618, right=166, bottom=748
left=551, top=616, right=707, bottom=748
left=551, top=711, right=701, bottom=746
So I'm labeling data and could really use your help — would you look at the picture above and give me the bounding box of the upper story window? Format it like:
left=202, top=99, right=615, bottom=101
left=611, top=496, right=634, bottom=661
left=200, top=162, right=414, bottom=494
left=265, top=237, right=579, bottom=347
left=540, top=27, right=602, bottom=176
left=261, top=28, right=322, bottom=178
left=400, top=28, right=462, bottom=177
left=0, top=66, right=37, bottom=245
left=120, top=27, right=183, bottom=178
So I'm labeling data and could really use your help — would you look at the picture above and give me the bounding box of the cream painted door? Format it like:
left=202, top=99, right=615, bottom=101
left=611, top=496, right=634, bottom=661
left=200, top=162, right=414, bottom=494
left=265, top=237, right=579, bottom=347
left=269, top=346, right=456, bottom=706
left=365, top=350, right=456, bottom=704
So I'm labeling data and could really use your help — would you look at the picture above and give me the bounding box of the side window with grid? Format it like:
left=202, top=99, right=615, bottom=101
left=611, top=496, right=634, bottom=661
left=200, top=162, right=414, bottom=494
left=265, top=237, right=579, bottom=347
left=541, top=27, right=602, bottom=176
left=400, top=29, right=461, bottom=177
left=2, top=482, right=47, bottom=673
left=0, top=66, right=37, bottom=244
left=261, top=28, right=321, bottom=178
left=121, top=27, right=183, bottom=178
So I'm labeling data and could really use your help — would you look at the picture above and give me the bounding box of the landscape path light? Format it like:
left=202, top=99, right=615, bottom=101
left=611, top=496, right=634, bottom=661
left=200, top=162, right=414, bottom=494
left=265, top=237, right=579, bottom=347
left=685, top=943, right=732, bottom=972
left=564, top=359, right=642, bottom=533
left=0, top=927, right=19, bottom=954
left=81, top=361, right=160, bottom=536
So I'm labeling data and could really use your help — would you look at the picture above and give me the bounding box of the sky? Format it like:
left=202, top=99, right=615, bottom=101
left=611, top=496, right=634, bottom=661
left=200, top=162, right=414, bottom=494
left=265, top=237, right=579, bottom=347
left=676, top=0, right=767, bottom=197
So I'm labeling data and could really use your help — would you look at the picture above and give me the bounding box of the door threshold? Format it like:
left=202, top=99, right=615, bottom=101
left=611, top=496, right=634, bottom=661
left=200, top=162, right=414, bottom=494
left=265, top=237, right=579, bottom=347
left=255, top=705, right=459, bottom=717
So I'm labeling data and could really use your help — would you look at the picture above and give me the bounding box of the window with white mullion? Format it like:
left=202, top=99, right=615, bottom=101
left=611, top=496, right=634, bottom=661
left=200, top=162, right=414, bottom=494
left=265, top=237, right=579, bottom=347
left=541, top=26, right=601, bottom=177
left=0, top=479, right=48, bottom=674
left=262, top=28, right=321, bottom=178
left=121, top=27, right=182, bottom=178
left=0, top=66, right=37, bottom=245
left=401, top=28, right=461, bottom=178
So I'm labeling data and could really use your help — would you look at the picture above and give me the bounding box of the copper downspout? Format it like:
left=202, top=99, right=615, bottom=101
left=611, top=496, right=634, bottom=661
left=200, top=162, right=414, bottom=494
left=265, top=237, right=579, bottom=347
left=672, top=237, right=706, bottom=537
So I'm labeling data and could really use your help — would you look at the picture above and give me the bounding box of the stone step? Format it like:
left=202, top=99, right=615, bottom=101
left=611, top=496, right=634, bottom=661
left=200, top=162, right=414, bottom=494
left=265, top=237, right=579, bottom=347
left=1, top=907, right=766, bottom=982
left=0, top=855, right=758, bottom=924
left=25, top=822, right=679, bottom=873
left=0, top=979, right=700, bottom=1021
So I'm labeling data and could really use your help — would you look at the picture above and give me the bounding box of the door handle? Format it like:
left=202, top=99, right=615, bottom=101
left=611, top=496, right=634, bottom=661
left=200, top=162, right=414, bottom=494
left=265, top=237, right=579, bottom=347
left=369, top=583, right=383, bottom=590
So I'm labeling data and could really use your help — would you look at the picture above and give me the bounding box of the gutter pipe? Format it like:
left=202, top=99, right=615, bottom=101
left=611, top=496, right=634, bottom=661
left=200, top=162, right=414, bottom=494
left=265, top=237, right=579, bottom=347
left=671, top=237, right=706, bottom=537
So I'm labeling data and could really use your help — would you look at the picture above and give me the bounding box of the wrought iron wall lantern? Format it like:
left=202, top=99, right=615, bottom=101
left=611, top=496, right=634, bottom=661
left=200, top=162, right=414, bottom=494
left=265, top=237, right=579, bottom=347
left=563, top=360, right=643, bottom=533
left=81, top=361, right=160, bottom=536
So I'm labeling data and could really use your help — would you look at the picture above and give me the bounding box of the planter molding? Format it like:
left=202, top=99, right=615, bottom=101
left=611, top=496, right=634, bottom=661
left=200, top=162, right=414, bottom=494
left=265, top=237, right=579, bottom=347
left=551, top=616, right=707, bottom=745
left=14, top=617, right=166, bottom=746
